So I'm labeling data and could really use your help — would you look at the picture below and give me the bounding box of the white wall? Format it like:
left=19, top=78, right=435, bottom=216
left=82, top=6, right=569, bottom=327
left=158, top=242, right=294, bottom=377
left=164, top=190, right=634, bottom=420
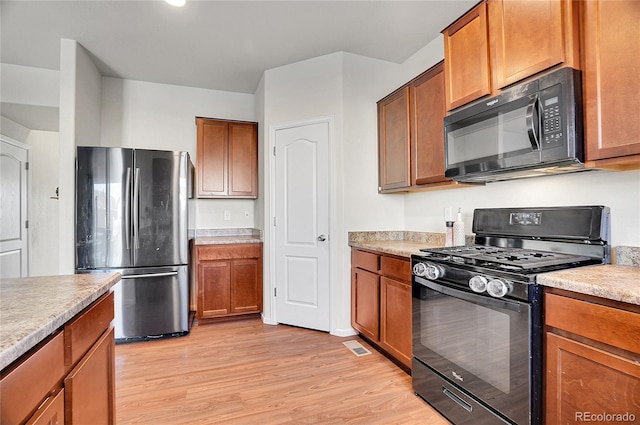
left=1, top=75, right=61, bottom=277
left=0, top=116, right=30, bottom=143
left=404, top=169, right=640, bottom=247
left=25, top=130, right=60, bottom=276
left=58, top=39, right=103, bottom=273
left=100, top=77, right=256, bottom=229
left=261, top=53, right=346, bottom=331
left=1, top=64, right=59, bottom=108
left=257, top=40, right=454, bottom=335
left=341, top=36, right=446, bottom=233
left=335, top=34, right=640, bottom=250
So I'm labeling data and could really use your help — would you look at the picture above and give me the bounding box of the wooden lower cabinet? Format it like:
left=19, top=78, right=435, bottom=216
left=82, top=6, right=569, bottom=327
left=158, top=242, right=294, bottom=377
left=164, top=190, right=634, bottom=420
left=351, top=267, right=380, bottom=341
left=26, top=388, right=64, bottom=425
left=544, top=289, right=640, bottom=424
left=351, top=248, right=412, bottom=370
left=195, top=243, right=263, bottom=319
left=0, top=292, right=115, bottom=425
left=64, top=327, right=115, bottom=425
left=379, top=276, right=412, bottom=368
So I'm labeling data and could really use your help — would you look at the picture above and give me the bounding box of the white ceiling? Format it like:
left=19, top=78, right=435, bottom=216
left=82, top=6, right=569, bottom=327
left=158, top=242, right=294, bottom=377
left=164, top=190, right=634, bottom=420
left=1, top=0, right=475, bottom=130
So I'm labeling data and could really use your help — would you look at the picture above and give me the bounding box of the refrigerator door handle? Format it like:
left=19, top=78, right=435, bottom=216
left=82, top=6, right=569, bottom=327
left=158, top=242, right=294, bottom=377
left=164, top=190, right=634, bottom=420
left=125, top=167, right=132, bottom=250
left=121, top=271, right=179, bottom=279
left=133, top=167, right=140, bottom=250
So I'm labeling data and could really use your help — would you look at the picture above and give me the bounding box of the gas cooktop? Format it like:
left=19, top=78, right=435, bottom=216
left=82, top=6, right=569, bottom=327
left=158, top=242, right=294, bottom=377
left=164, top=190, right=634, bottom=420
left=411, top=206, right=610, bottom=301
left=416, top=245, right=596, bottom=271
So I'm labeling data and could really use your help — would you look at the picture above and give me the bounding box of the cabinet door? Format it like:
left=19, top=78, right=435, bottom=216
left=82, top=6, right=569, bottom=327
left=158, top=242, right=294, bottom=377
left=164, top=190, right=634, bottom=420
left=228, top=122, right=258, bottom=198
left=351, top=267, right=380, bottom=341
left=443, top=1, right=491, bottom=110
left=198, top=260, right=231, bottom=318
left=379, top=276, right=412, bottom=369
left=410, top=62, right=448, bottom=185
left=231, top=258, right=262, bottom=314
left=583, top=0, right=640, bottom=165
left=546, top=332, right=640, bottom=424
left=489, top=0, right=577, bottom=89
left=378, top=87, right=411, bottom=191
left=196, top=118, right=228, bottom=197
left=64, top=327, right=115, bottom=425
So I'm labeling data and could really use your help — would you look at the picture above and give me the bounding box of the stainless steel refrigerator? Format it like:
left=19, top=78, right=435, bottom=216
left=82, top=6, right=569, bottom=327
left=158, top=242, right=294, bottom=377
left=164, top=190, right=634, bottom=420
left=75, top=147, right=191, bottom=342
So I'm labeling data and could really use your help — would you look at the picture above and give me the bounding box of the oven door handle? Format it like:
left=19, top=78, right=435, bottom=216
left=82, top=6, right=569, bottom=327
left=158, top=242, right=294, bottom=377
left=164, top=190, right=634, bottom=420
left=415, top=277, right=523, bottom=313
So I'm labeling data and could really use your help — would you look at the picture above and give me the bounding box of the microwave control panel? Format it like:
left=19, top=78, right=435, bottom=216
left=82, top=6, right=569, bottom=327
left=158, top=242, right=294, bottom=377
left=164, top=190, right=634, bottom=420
left=540, top=84, right=563, bottom=148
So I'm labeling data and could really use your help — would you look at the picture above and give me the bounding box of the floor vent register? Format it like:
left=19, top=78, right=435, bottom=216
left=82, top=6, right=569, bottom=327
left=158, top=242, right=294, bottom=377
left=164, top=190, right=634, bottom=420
left=342, top=340, right=371, bottom=357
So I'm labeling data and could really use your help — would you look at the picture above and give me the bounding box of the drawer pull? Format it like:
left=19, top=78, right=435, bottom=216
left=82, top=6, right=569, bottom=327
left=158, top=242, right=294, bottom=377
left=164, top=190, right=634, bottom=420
left=122, top=272, right=178, bottom=279
left=442, top=386, right=473, bottom=413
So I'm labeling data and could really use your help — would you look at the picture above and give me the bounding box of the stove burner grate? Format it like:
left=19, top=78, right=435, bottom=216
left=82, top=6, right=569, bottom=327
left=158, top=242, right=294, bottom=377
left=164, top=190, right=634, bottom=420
left=419, top=245, right=594, bottom=270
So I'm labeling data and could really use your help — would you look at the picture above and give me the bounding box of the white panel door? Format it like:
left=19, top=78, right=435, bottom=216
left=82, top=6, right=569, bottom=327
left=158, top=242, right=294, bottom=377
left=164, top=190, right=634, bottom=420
left=274, top=120, right=330, bottom=332
left=0, top=137, right=29, bottom=278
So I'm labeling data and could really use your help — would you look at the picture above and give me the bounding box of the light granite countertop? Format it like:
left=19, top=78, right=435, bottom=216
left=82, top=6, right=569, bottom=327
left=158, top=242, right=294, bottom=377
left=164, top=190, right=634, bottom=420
left=192, top=228, right=263, bottom=245
left=349, top=231, right=640, bottom=306
left=349, top=231, right=447, bottom=258
left=537, top=265, right=640, bottom=305
left=0, top=273, right=121, bottom=370
left=349, top=239, right=442, bottom=258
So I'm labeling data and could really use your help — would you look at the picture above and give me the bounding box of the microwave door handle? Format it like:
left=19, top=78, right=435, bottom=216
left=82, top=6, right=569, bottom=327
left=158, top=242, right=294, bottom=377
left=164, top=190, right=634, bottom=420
left=526, top=95, right=541, bottom=151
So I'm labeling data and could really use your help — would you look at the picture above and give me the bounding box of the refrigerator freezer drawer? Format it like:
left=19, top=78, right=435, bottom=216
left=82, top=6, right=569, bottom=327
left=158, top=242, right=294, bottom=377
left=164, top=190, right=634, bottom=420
left=112, top=266, right=189, bottom=342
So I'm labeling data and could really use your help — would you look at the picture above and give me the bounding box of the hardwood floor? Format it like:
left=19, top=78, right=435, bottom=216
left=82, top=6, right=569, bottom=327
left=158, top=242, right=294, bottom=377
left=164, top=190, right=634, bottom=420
left=115, top=318, right=450, bottom=424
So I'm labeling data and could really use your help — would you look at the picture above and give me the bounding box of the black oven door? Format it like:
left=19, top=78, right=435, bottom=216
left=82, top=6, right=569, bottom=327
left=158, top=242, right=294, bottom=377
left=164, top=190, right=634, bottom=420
left=412, top=276, right=536, bottom=425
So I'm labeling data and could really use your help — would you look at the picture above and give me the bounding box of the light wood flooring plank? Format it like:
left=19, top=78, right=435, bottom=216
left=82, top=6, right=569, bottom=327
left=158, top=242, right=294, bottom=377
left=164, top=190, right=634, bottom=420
left=115, top=318, right=450, bottom=424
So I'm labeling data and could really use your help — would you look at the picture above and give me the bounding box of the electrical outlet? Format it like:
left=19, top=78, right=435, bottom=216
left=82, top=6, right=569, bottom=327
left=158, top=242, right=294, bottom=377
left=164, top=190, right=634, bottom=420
left=224, top=210, right=231, bottom=220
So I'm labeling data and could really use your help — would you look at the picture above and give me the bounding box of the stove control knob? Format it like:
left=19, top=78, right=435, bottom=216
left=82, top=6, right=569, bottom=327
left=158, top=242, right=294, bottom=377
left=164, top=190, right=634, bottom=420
left=413, top=262, right=428, bottom=277
left=486, top=279, right=512, bottom=298
left=469, top=276, right=488, bottom=293
left=424, top=263, right=445, bottom=280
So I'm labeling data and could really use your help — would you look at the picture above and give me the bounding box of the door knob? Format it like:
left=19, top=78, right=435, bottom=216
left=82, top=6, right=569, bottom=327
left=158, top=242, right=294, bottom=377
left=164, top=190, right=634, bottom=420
left=317, top=235, right=327, bottom=242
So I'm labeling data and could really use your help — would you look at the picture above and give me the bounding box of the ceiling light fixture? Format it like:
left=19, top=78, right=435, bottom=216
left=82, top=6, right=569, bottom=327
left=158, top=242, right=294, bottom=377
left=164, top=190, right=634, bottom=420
left=165, top=0, right=186, bottom=7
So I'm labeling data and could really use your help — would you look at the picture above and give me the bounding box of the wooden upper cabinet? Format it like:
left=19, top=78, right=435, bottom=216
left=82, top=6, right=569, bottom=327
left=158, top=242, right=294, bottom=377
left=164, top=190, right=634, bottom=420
left=228, top=122, right=258, bottom=197
left=411, top=62, right=447, bottom=185
left=443, top=1, right=491, bottom=111
left=197, top=119, right=228, bottom=196
left=378, top=87, right=411, bottom=191
left=582, top=0, right=640, bottom=168
left=489, top=0, right=580, bottom=90
left=196, top=118, right=258, bottom=198
left=443, top=0, right=579, bottom=111
left=377, top=61, right=456, bottom=193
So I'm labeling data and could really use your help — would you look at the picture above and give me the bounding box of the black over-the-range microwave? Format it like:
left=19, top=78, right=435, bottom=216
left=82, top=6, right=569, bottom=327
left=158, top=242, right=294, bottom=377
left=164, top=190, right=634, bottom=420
left=443, top=67, right=585, bottom=183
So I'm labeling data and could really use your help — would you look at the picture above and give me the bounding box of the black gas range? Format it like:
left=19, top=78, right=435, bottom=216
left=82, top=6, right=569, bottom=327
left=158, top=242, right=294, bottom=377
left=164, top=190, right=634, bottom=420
left=411, top=206, right=610, bottom=425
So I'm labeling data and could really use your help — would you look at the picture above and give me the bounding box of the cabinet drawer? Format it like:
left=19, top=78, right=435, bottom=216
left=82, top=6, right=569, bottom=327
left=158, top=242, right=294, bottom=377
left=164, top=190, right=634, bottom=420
left=65, top=292, right=114, bottom=367
left=351, top=249, right=379, bottom=272
left=25, top=387, right=64, bottom=425
left=380, top=256, right=411, bottom=282
left=545, top=292, right=640, bottom=354
left=1, top=331, right=65, bottom=425
left=196, top=243, right=262, bottom=260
